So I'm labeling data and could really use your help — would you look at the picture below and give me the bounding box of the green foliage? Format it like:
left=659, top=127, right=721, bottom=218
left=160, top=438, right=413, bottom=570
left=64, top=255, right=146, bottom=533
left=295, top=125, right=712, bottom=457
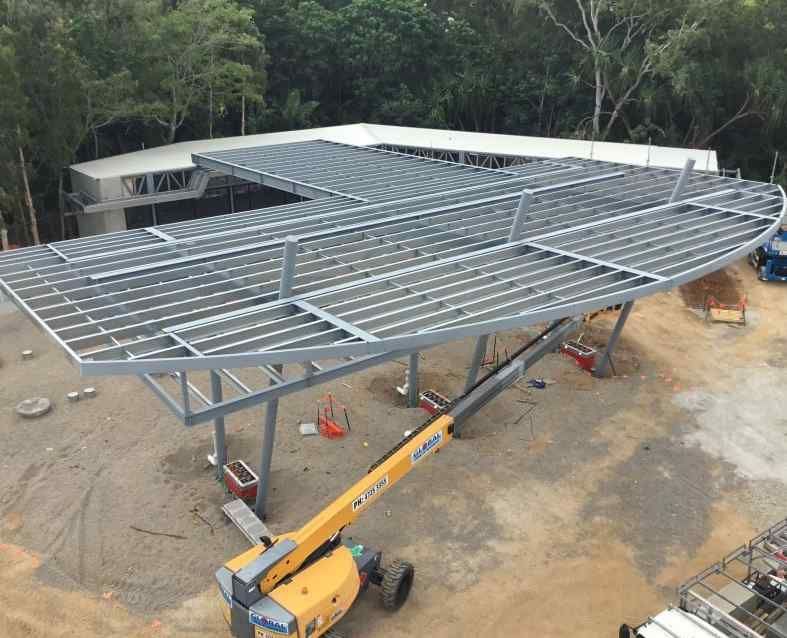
left=2, top=0, right=787, bottom=245
left=0, top=26, right=26, bottom=235
left=134, top=0, right=264, bottom=142
left=280, top=89, right=320, bottom=129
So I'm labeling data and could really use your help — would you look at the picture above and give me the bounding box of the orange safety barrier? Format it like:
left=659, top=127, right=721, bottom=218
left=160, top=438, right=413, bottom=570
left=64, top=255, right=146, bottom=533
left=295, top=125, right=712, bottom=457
left=316, top=393, right=351, bottom=439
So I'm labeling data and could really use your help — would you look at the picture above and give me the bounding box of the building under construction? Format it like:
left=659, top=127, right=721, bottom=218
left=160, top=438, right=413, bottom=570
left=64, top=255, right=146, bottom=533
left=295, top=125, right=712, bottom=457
left=2, top=124, right=782, bottom=521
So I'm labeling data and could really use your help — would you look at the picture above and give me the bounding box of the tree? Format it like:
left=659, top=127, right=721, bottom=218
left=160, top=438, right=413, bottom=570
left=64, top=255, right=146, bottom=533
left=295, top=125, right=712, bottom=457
left=135, top=0, right=264, bottom=143
left=279, top=89, right=320, bottom=130
left=250, top=0, right=337, bottom=123
left=68, top=0, right=140, bottom=158
left=3, top=0, right=787, bottom=249
left=334, top=0, right=480, bottom=124
left=653, top=0, right=776, bottom=150
left=0, top=27, right=31, bottom=244
left=528, top=0, right=698, bottom=140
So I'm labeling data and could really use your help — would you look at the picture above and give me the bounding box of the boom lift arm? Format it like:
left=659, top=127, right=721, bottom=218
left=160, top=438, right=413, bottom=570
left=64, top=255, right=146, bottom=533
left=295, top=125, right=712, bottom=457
left=218, top=318, right=578, bottom=638
left=218, top=412, right=455, bottom=638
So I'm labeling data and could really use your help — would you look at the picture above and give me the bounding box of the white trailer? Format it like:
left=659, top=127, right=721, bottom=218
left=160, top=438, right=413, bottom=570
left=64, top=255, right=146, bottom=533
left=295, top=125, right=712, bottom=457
left=622, top=519, right=787, bottom=638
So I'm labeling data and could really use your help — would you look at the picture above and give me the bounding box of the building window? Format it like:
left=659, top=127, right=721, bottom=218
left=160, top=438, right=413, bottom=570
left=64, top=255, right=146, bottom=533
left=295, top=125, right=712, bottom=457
left=125, top=205, right=154, bottom=229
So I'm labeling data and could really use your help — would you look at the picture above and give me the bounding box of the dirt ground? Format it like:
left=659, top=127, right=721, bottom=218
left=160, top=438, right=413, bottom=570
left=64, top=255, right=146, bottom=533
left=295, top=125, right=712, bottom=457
left=678, top=266, right=745, bottom=308
left=2, top=258, right=787, bottom=638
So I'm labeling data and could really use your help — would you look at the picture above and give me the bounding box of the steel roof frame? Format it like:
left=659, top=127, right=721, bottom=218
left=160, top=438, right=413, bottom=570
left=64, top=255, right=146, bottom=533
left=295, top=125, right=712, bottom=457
left=193, top=140, right=517, bottom=202
left=1, top=139, right=783, bottom=425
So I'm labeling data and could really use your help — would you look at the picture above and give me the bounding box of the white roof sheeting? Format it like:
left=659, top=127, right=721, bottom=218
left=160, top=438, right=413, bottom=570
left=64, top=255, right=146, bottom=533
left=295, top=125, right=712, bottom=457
left=70, top=123, right=718, bottom=181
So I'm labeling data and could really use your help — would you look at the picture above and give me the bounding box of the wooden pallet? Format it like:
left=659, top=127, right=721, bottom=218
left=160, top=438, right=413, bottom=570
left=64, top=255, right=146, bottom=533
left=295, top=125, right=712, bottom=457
left=707, top=306, right=746, bottom=325
left=705, top=295, right=746, bottom=326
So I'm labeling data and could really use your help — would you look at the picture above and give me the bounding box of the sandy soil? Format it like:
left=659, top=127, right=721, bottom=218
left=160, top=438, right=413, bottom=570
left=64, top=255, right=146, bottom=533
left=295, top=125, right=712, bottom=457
left=678, top=266, right=745, bottom=308
left=1, top=258, right=786, bottom=637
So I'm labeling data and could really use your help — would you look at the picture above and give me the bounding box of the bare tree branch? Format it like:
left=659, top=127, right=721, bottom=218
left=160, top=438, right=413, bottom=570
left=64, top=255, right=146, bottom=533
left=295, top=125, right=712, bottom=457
left=698, top=95, right=763, bottom=148
left=540, top=2, right=591, bottom=51
left=538, top=1, right=699, bottom=141
left=576, top=0, right=598, bottom=50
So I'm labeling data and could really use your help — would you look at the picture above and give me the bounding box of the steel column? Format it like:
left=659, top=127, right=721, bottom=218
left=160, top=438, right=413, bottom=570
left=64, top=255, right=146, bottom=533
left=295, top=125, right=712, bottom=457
left=279, top=237, right=298, bottom=297
left=179, top=371, right=191, bottom=414
left=254, top=236, right=298, bottom=519
left=669, top=159, right=696, bottom=203
left=509, top=190, right=534, bottom=242
left=464, top=334, right=489, bottom=393
left=210, top=370, right=227, bottom=480
left=593, top=301, right=634, bottom=378
left=452, top=318, right=580, bottom=437
left=254, top=376, right=279, bottom=519
left=407, top=352, right=419, bottom=407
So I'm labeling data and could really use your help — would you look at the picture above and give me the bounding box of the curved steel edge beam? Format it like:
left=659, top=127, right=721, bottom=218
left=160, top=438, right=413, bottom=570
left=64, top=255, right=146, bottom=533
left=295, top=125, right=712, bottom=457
left=668, top=186, right=785, bottom=286
left=77, top=187, right=785, bottom=377
left=77, top=277, right=665, bottom=375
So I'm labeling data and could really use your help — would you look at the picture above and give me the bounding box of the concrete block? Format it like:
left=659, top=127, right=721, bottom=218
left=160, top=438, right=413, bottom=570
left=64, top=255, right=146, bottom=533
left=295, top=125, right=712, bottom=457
left=16, top=397, right=52, bottom=418
left=299, top=422, right=318, bottom=436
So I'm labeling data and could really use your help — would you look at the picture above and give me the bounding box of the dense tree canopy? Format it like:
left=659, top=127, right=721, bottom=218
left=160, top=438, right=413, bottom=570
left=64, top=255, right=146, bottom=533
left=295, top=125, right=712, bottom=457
left=0, top=0, right=785, bottom=245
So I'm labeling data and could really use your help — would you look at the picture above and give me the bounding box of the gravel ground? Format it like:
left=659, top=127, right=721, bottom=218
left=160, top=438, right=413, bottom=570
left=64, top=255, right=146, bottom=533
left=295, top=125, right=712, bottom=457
left=2, top=259, right=787, bottom=638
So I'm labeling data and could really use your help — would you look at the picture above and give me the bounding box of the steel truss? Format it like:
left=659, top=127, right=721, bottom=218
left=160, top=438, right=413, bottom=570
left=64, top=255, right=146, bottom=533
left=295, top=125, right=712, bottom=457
left=1, top=139, right=784, bottom=427
left=65, top=168, right=212, bottom=215
left=374, top=143, right=536, bottom=170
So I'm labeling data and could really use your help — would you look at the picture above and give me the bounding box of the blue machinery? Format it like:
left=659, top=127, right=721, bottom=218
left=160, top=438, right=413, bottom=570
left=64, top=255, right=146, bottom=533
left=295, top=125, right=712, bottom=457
left=750, top=226, right=787, bottom=281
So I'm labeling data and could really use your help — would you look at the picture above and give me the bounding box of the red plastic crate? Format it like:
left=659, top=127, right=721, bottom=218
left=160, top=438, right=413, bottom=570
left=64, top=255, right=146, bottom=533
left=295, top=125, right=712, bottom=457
left=223, top=460, right=259, bottom=501
left=561, top=340, right=597, bottom=372
left=419, top=389, right=451, bottom=415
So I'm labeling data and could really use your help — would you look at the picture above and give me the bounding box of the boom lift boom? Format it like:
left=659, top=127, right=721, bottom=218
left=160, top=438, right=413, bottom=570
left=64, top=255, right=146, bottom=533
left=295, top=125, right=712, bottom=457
left=218, top=318, right=580, bottom=637
left=217, top=412, right=455, bottom=638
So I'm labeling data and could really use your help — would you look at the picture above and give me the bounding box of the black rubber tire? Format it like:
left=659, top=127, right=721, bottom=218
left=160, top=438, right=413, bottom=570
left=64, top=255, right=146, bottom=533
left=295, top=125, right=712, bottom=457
left=619, top=624, right=634, bottom=638
left=323, top=629, right=345, bottom=638
left=381, top=559, right=415, bottom=611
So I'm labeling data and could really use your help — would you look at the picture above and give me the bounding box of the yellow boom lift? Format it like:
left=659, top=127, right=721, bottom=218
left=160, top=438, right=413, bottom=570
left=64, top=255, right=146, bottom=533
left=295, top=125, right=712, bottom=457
left=217, top=318, right=580, bottom=638
left=217, top=411, right=454, bottom=638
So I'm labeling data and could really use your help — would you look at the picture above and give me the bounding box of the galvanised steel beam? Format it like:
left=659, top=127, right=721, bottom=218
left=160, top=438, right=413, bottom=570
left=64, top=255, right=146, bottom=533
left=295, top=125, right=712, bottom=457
left=12, top=171, right=636, bottom=345
left=193, top=140, right=514, bottom=203
left=452, top=317, right=582, bottom=436
left=593, top=301, right=634, bottom=378
left=192, top=153, right=364, bottom=202
left=1, top=141, right=784, bottom=419
left=35, top=192, right=776, bottom=372
left=183, top=346, right=426, bottom=426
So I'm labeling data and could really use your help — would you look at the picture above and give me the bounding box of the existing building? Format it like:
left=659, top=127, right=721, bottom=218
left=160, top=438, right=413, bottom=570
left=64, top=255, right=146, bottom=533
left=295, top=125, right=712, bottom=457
left=67, top=123, right=719, bottom=237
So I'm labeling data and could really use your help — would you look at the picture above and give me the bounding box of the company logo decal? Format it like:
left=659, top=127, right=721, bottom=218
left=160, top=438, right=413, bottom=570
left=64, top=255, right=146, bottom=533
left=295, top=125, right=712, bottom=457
left=411, top=431, right=442, bottom=465
left=250, top=612, right=289, bottom=634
